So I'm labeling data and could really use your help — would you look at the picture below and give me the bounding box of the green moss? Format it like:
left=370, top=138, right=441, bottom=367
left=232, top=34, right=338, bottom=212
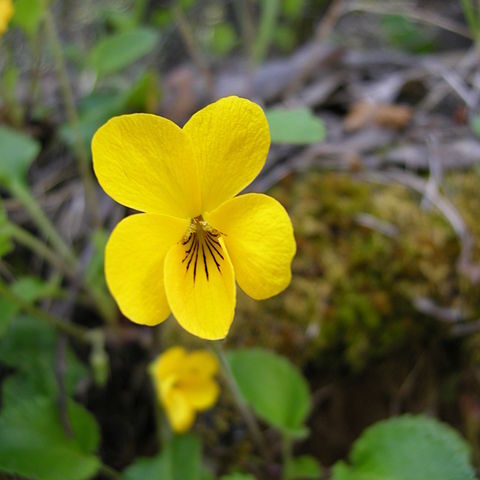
left=232, top=171, right=480, bottom=372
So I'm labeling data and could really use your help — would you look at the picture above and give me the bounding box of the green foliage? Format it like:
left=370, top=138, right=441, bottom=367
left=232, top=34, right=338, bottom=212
left=125, top=70, right=161, bottom=112
left=60, top=91, right=125, bottom=148
left=234, top=172, right=472, bottom=371
left=282, top=0, right=306, bottom=19
left=0, top=203, right=13, bottom=259
left=221, top=474, right=256, bottom=480
left=124, top=453, right=169, bottom=479
left=85, top=229, right=110, bottom=291
left=61, top=70, right=160, bottom=149
left=89, top=329, right=110, bottom=387
left=0, top=126, right=40, bottom=188
left=331, top=415, right=475, bottom=480
left=470, top=114, right=480, bottom=138
left=285, top=455, right=322, bottom=479
left=88, top=27, right=159, bottom=76
left=151, top=7, right=173, bottom=28
left=210, top=23, right=238, bottom=56
left=461, top=0, right=480, bottom=40
left=12, top=0, right=44, bottom=36
left=124, top=434, right=203, bottom=480
left=228, top=348, right=311, bottom=437
left=0, top=314, right=86, bottom=401
left=265, top=107, right=326, bottom=144
left=0, top=276, right=61, bottom=337
left=274, top=25, right=297, bottom=51
left=0, top=397, right=100, bottom=480
left=253, top=0, right=280, bottom=63
left=381, top=15, right=435, bottom=53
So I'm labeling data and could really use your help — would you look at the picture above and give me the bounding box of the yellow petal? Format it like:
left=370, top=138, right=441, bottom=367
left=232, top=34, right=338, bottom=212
left=163, top=237, right=236, bottom=340
left=151, top=346, right=187, bottom=382
left=0, top=0, right=14, bottom=35
left=183, top=96, right=270, bottom=212
left=207, top=193, right=296, bottom=300
left=183, top=350, right=219, bottom=377
left=179, top=376, right=219, bottom=411
left=163, top=388, right=195, bottom=433
left=92, top=114, right=201, bottom=218
left=105, top=213, right=189, bottom=326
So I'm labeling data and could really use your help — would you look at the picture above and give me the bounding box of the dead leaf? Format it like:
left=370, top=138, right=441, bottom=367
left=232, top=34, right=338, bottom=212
left=344, top=101, right=413, bottom=131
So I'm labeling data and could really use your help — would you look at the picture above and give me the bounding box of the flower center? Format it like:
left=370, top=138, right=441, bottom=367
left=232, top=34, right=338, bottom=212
left=181, top=216, right=224, bottom=282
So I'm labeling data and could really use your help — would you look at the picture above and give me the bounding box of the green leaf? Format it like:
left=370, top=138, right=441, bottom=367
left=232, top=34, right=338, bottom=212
left=167, top=433, right=202, bottom=480
left=221, top=474, right=256, bottom=480
left=88, top=27, right=159, bottom=76
left=12, top=0, right=44, bottom=36
left=0, top=397, right=100, bottom=480
left=0, top=203, right=13, bottom=259
left=61, top=72, right=160, bottom=150
left=227, top=348, right=311, bottom=436
left=265, top=107, right=326, bottom=145
left=0, top=126, right=40, bottom=188
left=101, top=8, right=138, bottom=31
left=124, top=70, right=161, bottom=112
left=470, top=114, right=480, bottom=138
left=0, top=276, right=61, bottom=338
left=0, top=314, right=87, bottom=402
left=285, top=455, right=322, bottom=479
left=331, top=415, right=476, bottom=480
left=152, top=7, right=173, bottom=27
left=124, top=454, right=169, bottom=480
left=210, top=23, right=237, bottom=56
left=274, top=25, right=296, bottom=51
left=85, top=229, right=109, bottom=288
left=124, top=434, right=203, bottom=480
left=282, top=0, right=306, bottom=19
left=60, top=91, right=126, bottom=149
left=381, top=15, right=435, bottom=54
left=11, top=275, right=61, bottom=302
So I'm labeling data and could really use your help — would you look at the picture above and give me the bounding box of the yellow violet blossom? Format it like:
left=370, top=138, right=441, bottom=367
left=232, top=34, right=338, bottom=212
left=0, top=0, right=14, bottom=36
left=150, top=346, right=220, bottom=433
left=92, top=96, right=296, bottom=339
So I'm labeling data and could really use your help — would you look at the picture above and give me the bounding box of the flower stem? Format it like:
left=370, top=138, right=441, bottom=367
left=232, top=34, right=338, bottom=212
left=9, top=180, right=77, bottom=268
left=42, top=4, right=101, bottom=226
left=212, top=341, right=270, bottom=458
left=171, top=1, right=214, bottom=97
left=7, top=217, right=116, bottom=326
left=252, top=0, right=280, bottom=65
left=281, top=436, right=293, bottom=480
left=0, top=44, right=24, bottom=127
left=99, top=463, right=123, bottom=480
left=7, top=221, right=77, bottom=280
left=149, top=366, right=171, bottom=450
left=0, top=280, right=91, bottom=343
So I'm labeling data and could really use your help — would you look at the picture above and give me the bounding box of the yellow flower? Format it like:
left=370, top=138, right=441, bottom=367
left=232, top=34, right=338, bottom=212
left=0, top=0, right=14, bottom=36
left=92, top=96, right=296, bottom=339
left=150, top=347, right=220, bottom=433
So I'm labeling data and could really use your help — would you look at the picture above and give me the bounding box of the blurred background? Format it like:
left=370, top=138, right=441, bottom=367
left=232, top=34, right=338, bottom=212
left=2, top=0, right=480, bottom=478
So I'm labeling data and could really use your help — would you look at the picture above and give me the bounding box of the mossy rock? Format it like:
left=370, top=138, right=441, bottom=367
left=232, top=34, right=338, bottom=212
left=232, top=171, right=479, bottom=372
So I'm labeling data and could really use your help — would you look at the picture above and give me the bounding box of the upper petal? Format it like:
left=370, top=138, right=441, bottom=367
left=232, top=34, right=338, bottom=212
left=183, top=350, right=219, bottom=377
left=151, top=346, right=187, bottom=381
left=92, top=114, right=201, bottom=218
left=163, top=237, right=236, bottom=340
left=105, top=213, right=189, bottom=326
left=207, top=193, right=296, bottom=300
left=183, top=96, right=270, bottom=212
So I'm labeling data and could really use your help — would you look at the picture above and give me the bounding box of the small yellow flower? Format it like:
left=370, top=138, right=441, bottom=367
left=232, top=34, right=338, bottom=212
left=0, top=0, right=14, bottom=36
left=92, top=96, right=296, bottom=339
left=150, top=347, right=220, bottom=433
